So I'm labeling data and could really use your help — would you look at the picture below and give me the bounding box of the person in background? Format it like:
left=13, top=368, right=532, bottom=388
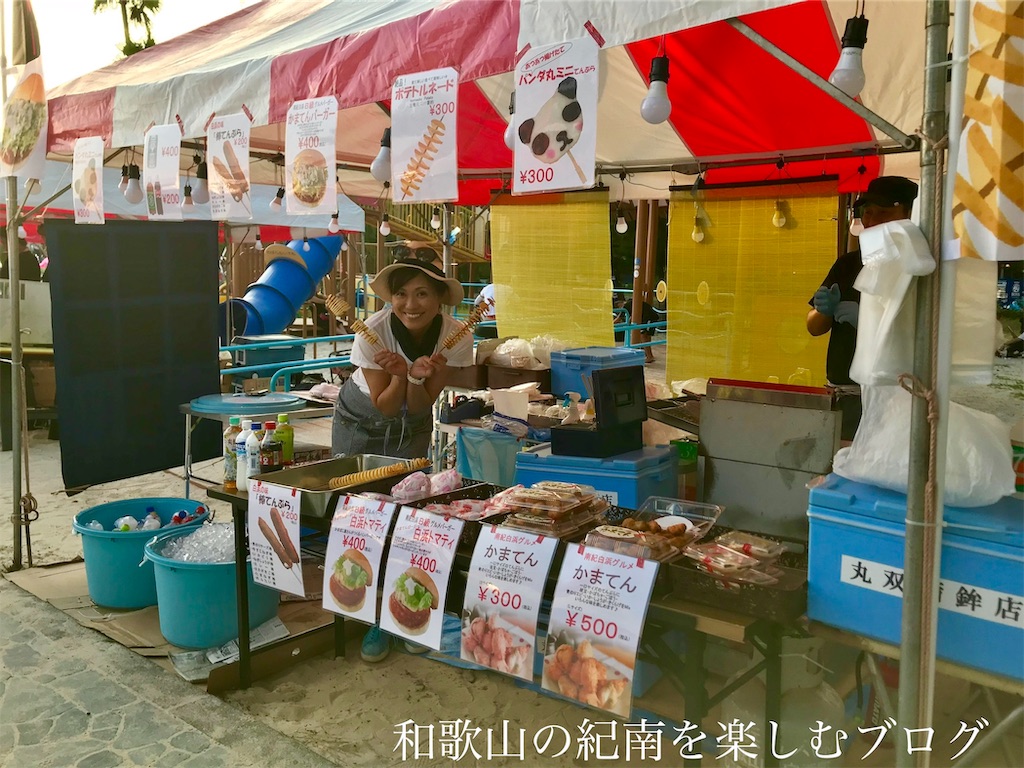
left=806, top=175, right=918, bottom=441
left=639, top=298, right=659, bottom=364
left=0, top=227, right=41, bottom=281
left=473, top=282, right=497, bottom=338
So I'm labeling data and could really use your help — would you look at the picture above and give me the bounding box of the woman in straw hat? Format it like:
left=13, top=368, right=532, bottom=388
left=331, top=246, right=472, bottom=459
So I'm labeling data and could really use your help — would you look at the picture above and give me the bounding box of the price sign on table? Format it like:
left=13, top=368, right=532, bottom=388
left=322, top=495, right=398, bottom=624
left=543, top=544, right=658, bottom=716
left=379, top=508, right=464, bottom=650
left=462, top=527, right=558, bottom=680
left=248, top=481, right=304, bottom=597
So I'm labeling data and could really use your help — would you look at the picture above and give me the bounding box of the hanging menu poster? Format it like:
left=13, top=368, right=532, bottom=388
left=72, top=137, right=104, bottom=224
left=322, top=495, right=398, bottom=624
left=462, top=527, right=558, bottom=680
left=0, top=57, right=47, bottom=182
left=390, top=67, right=459, bottom=203
left=379, top=508, right=464, bottom=650
left=284, top=96, right=337, bottom=216
left=512, top=36, right=598, bottom=195
left=543, top=544, right=658, bottom=716
left=141, top=123, right=182, bottom=220
left=248, top=480, right=304, bottom=597
left=208, top=113, right=252, bottom=221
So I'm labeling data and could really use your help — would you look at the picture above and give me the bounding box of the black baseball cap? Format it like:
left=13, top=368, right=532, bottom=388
left=854, top=176, right=919, bottom=212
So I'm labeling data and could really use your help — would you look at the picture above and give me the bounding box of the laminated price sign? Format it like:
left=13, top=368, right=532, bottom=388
left=208, top=113, right=251, bottom=221
left=142, top=123, right=183, bottom=220
left=462, top=527, right=558, bottom=680
left=72, top=137, right=104, bottom=224
left=543, top=545, right=658, bottom=716
left=322, top=495, right=398, bottom=624
left=391, top=67, right=458, bottom=203
left=379, top=508, right=464, bottom=650
left=512, top=36, right=598, bottom=195
left=248, top=480, right=304, bottom=597
left=284, top=96, right=337, bottom=216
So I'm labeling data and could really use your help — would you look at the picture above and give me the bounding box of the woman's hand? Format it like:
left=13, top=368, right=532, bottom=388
left=374, top=349, right=409, bottom=378
left=409, top=354, right=446, bottom=381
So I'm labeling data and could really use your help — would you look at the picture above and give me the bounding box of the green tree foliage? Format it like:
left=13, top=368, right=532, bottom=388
left=92, top=0, right=161, bottom=57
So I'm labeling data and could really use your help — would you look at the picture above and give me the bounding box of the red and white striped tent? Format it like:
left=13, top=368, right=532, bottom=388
left=46, top=0, right=927, bottom=204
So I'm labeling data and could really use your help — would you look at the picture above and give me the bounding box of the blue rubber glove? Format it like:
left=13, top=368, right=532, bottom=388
left=834, top=301, right=859, bottom=328
left=812, top=283, right=841, bottom=317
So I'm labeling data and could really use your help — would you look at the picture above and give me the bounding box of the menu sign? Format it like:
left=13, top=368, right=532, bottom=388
left=512, top=36, right=598, bottom=195
left=208, top=113, right=252, bottom=220
left=379, top=508, right=464, bottom=650
left=543, top=545, right=658, bottom=716
left=72, top=137, right=104, bottom=224
left=322, top=495, right=398, bottom=624
left=284, top=96, right=337, bottom=216
left=462, top=527, right=558, bottom=680
left=142, top=123, right=183, bottom=220
left=248, top=480, right=304, bottom=597
left=390, top=67, right=459, bottom=203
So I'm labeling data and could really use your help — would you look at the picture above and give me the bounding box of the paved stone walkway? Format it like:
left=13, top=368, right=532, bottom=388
left=0, top=577, right=336, bottom=768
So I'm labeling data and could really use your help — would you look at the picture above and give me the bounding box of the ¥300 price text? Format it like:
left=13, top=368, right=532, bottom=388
left=479, top=586, right=522, bottom=610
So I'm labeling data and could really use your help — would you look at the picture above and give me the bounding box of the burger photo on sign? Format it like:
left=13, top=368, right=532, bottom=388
left=291, top=148, right=328, bottom=206
left=329, top=548, right=373, bottom=612
left=1, top=73, right=45, bottom=168
left=388, top=567, right=438, bottom=635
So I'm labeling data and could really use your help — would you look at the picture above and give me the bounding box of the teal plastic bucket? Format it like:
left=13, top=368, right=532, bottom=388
left=144, top=526, right=279, bottom=649
left=72, top=498, right=210, bottom=609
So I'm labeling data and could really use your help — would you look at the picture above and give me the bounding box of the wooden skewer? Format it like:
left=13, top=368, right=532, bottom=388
left=441, top=299, right=493, bottom=352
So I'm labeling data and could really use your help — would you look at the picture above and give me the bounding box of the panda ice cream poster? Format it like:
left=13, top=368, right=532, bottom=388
left=512, top=37, right=598, bottom=195
left=391, top=67, right=459, bottom=203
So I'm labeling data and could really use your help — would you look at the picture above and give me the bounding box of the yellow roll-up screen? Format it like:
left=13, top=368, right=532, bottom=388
left=491, top=196, right=613, bottom=347
left=666, top=182, right=838, bottom=386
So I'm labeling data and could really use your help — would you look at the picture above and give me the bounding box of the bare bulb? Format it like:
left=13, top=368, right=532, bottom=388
left=302, top=237, right=310, bottom=252
left=24, top=178, right=39, bottom=196
left=772, top=202, right=786, bottom=228
left=430, top=207, right=441, bottom=230
left=118, top=164, right=129, bottom=193
left=341, top=238, right=349, bottom=252
left=182, top=184, right=194, bottom=210
left=17, top=225, right=27, bottom=239
left=370, top=128, right=392, bottom=183
left=328, top=214, right=341, bottom=234
left=691, top=218, right=704, bottom=243
left=615, top=216, right=628, bottom=234
left=255, top=235, right=264, bottom=252
left=379, top=214, right=391, bottom=236
left=270, top=187, right=284, bottom=211
left=850, top=217, right=865, bottom=237
left=503, top=121, right=516, bottom=150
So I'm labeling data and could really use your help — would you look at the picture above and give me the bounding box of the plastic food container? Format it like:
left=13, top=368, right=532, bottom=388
left=502, top=502, right=608, bottom=538
left=530, top=481, right=596, bottom=502
left=585, top=525, right=680, bottom=562
left=684, top=542, right=760, bottom=573
left=634, top=498, right=722, bottom=538
left=714, top=530, right=786, bottom=562
left=501, top=488, right=600, bottom=520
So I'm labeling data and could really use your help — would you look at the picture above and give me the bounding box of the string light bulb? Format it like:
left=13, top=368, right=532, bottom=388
left=370, top=128, right=392, bottom=183
left=24, top=178, right=39, bottom=196
left=615, top=213, right=628, bottom=234
left=182, top=184, right=194, bottom=211
left=829, top=14, right=869, bottom=97
left=17, top=225, right=27, bottom=239
left=430, top=206, right=441, bottom=230
left=270, top=187, right=284, bottom=211
left=302, top=231, right=311, bottom=251
left=123, top=164, right=144, bottom=204
left=379, top=213, right=391, bottom=236
left=118, top=164, right=130, bottom=193
left=328, top=213, right=341, bottom=234
left=641, top=55, right=671, bottom=124
left=850, top=217, right=865, bottom=237
left=691, top=215, right=704, bottom=243
left=340, top=236, right=349, bottom=252
left=503, top=92, right=516, bottom=150
left=191, top=159, right=210, bottom=204
left=772, top=201, right=787, bottom=228
left=255, top=233, right=264, bottom=251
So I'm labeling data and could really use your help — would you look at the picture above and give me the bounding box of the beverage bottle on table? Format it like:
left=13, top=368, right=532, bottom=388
left=236, top=419, right=253, bottom=494
left=246, top=422, right=264, bottom=493
left=260, top=420, right=283, bottom=473
left=223, top=416, right=242, bottom=491
left=274, top=413, right=294, bottom=466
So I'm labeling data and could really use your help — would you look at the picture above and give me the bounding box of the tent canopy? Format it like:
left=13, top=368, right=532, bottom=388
left=46, top=0, right=926, bottom=204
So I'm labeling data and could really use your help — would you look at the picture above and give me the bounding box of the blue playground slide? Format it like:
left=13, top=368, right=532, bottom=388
left=227, top=236, right=342, bottom=336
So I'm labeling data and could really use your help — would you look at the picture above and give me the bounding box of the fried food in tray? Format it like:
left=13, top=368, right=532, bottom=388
left=499, top=488, right=601, bottom=520
left=502, top=501, right=608, bottom=538
left=584, top=524, right=680, bottom=562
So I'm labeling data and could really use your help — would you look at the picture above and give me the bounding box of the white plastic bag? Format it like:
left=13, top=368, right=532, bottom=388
left=833, top=385, right=1016, bottom=507
left=490, top=338, right=537, bottom=369
left=529, top=335, right=569, bottom=368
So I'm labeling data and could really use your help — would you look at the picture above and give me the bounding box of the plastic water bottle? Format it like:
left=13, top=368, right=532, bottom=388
left=236, top=419, right=253, bottom=494
left=141, top=506, right=162, bottom=530
left=113, top=515, right=139, bottom=532
left=246, top=422, right=264, bottom=493
left=85, top=520, right=104, bottom=531
left=275, top=413, right=295, bottom=467
left=223, top=416, right=242, bottom=492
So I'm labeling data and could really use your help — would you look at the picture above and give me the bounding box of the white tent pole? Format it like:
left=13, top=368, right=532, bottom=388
left=897, top=1, right=949, bottom=765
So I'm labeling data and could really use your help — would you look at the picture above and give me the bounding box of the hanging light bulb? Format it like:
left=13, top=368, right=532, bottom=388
left=370, top=128, right=392, bottom=183
left=191, top=159, right=210, bottom=204
left=430, top=206, right=441, bottom=230
left=123, top=164, right=145, bottom=204
left=615, top=210, right=628, bottom=234
left=255, top=233, right=264, bottom=251
left=17, top=224, right=27, bottom=239
left=379, top=213, right=391, bottom=236
left=503, top=92, right=516, bottom=150
left=772, top=201, right=787, bottom=229
left=691, top=216, right=705, bottom=243
left=640, top=55, right=672, bottom=124
left=850, top=217, right=865, bottom=237
left=302, top=230, right=311, bottom=251
left=340, top=236, right=349, bottom=252
left=829, top=14, right=869, bottom=97
left=270, top=187, right=284, bottom=211
left=182, top=184, right=194, bottom=211
left=328, top=213, right=341, bottom=234
left=118, top=164, right=130, bottom=193
left=24, top=178, right=39, bottom=196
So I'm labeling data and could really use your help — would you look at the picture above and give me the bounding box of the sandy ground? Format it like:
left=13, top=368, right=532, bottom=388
left=1, top=358, right=1021, bottom=766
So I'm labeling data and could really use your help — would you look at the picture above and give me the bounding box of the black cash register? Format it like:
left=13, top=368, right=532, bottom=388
left=549, top=365, right=646, bottom=458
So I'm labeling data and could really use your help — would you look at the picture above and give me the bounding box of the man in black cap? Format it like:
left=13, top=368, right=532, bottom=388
left=806, top=175, right=919, bottom=440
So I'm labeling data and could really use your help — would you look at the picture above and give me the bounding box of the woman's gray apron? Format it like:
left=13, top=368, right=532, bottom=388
left=331, top=378, right=432, bottom=458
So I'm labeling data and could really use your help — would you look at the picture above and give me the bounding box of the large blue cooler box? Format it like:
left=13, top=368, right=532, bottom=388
left=550, top=347, right=645, bottom=399
left=808, top=474, right=1023, bottom=679
left=515, top=444, right=677, bottom=509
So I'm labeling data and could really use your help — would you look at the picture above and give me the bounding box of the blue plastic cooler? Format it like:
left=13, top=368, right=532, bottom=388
left=807, top=474, right=1023, bottom=679
left=515, top=444, right=677, bottom=509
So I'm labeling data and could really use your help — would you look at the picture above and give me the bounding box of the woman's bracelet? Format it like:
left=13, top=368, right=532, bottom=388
left=406, top=374, right=426, bottom=386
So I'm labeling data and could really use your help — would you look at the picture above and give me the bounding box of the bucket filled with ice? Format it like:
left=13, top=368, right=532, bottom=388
left=144, top=524, right=279, bottom=649
left=72, top=498, right=210, bottom=609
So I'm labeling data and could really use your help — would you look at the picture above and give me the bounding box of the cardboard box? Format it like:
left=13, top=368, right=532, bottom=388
left=447, top=363, right=487, bottom=390
left=26, top=360, right=56, bottom=407
left=486, top=365, right=551, bottom=392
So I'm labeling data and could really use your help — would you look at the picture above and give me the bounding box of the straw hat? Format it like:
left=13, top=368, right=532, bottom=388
left=370, top=257, right=464, bottom=306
